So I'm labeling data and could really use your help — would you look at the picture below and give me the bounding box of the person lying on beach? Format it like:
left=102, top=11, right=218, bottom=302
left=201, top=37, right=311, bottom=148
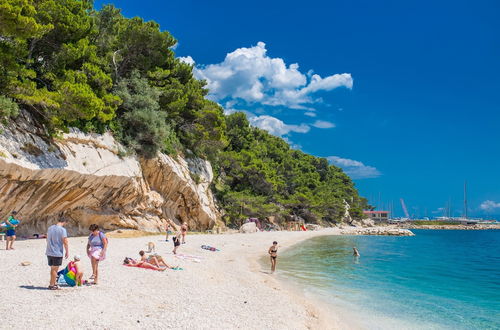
left=123, top=257, right=166, bottom=271
left=268, top=241, right=278, bottom=273
left=139, top=250, right=177, bottom=269
left=353, top=247, right=360, bottom=257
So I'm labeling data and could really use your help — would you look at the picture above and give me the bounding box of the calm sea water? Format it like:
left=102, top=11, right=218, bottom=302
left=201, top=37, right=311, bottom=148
left=276, top=230, right=500, bottom=329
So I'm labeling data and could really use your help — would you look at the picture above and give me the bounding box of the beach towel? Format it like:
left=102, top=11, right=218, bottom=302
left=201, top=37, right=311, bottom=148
left=57, top=261, right=77, bottom=286
left=123, top=263, right=164, bottom=271
left=175, top=254, right=201, bottom=263
left=201, top=245, right=219, bottom=251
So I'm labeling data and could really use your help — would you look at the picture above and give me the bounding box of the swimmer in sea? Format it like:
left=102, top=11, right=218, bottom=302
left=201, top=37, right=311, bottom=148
left=353, top=247, right=360, bottom=257
left=268, top=241, right=278, bottom=273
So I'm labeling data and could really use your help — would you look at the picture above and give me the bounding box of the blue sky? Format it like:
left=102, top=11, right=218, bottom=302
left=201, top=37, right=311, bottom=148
left=95, top=0, right=500, bottom=218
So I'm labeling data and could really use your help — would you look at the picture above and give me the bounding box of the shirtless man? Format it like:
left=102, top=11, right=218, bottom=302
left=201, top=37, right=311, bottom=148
left=180, top=222, right=188, bottom=244
left=172, top=231, right=182, bottom=254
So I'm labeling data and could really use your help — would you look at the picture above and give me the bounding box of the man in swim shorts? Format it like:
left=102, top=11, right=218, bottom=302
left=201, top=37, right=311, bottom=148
left=172, top=231, right=182, bottom=254
left=46, top=218, right=69, bottom=290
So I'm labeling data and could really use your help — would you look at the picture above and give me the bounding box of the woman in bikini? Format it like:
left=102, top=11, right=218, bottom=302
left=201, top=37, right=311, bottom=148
left=268, top=241, right=278, bottom=273
left=138, top=250, right=176, bottom=269
left=123, top=257, right=166, bottom=271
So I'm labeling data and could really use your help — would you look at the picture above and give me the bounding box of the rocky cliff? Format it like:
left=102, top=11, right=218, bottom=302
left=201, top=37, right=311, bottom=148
left=0, top=111, right=221, bottom=236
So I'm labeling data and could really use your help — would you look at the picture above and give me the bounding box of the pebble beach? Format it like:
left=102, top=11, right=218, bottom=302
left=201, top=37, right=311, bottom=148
left=0, top=228, right=353, bottom=330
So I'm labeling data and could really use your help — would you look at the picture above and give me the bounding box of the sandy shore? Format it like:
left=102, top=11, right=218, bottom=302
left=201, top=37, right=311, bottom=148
left=0, top=228, right=354, bottom=329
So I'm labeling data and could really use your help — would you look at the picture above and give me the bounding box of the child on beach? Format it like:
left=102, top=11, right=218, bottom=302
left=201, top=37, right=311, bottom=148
left=268, top=241, right=278, bottom=273
left=73, top=255, right=84, bottom=286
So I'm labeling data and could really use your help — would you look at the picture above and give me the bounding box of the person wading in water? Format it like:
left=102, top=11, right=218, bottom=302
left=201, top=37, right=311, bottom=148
left=268, top=241, right=278, bottom=273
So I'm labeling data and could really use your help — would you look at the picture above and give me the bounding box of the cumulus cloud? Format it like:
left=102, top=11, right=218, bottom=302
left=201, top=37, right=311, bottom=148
left=188, top=42, right=353, bottom=109
left=248, top=115, right=310, bottom=136
left=327, top=156, right=381, bottom=179
left=178, top=56, right=195, bottom=65
left=479, top=200, right=500, bottom=211
left=432, top=207, right=445, bottom=214
left=311, top=120, right=335, bottom=129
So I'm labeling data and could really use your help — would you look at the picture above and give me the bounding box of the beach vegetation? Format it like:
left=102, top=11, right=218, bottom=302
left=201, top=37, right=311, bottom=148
left=0, top=0, right=369, bottom=225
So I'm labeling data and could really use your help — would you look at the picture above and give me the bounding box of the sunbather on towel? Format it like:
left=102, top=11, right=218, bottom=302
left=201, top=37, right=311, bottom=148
left=123, top=257, right=166, bottom=271
left=138, top=250, right=177, bottom=269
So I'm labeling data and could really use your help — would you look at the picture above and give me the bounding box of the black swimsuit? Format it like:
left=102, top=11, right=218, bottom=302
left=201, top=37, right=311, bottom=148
left=270, top=248, right=277, bottom=259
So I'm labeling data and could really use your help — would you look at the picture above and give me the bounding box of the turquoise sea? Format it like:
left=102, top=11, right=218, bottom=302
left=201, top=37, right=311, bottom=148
left=276, top=230, right=500, bottom=329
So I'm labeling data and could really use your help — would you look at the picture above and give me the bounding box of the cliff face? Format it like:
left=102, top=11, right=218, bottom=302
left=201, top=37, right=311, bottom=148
left=0, top=112, right=220, bottom=235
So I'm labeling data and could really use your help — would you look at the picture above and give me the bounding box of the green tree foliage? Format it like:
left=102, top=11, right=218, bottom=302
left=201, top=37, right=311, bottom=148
left=0, top=2, right=367, bottom=226
left=214, top=112, right=369, bottom=226
left=0, top=95, right=19, bottom=121
left=113, top=72, right=179, bottom=158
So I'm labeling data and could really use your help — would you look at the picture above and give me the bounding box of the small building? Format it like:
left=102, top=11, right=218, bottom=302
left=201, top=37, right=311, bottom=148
left=363, top=210, right=390, bottom=222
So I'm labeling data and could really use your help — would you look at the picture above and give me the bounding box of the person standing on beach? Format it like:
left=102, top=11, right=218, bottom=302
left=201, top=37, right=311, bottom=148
left=172, top=231, right=182, bottom=254
left=87, top=224, right=108, bottom=285
left=268, top=241, right=278, bottom=273
left=46, top=218, right=69, bottom=290
left=165, top=223, right=170, bottom=242
left=5, top=211, right=19, bottom=250
left=181, top=222, right=188, bottom=244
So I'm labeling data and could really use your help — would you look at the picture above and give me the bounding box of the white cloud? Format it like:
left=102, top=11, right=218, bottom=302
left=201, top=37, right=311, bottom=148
left=188, top=42, right=353, bottom=109
left=248, top=115, right=310, bottom=136
left=304, top=112, right=317, bottom=117
left=178, top=56, right=195, bottom=65
left=327, top=156, right=381, bottom=179
left=479, top=200, right=500, bottom=211
left=432, top=207, right=445, bottom=214
left=311, top=120, right=335, bottom=129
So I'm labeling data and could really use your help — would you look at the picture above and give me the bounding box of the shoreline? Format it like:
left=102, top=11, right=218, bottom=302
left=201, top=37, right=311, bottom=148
left=399, top=224, right=500, bottom=230
left=0, top=227, right=410, bottom=329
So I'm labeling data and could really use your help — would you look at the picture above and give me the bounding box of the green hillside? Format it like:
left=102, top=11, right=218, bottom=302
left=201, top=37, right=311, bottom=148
left=0, top=0, right=368, bottom=226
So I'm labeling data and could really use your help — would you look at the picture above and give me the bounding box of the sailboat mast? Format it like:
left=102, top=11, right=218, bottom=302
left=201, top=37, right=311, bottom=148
left=463, top=181, right=468, bottom=219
